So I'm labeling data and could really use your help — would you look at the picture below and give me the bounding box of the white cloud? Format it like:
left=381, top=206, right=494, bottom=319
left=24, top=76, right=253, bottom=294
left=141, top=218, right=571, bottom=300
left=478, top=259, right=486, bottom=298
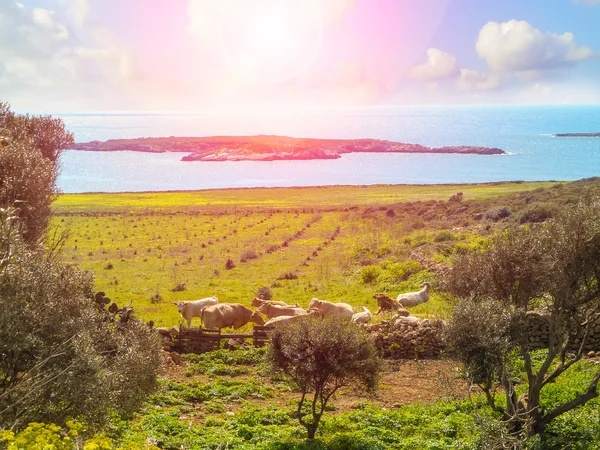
left=0, top=0, right=134, bottom=109
left=410, top=48, right=459, bottom=81
left=476, top=20, right=595, bottom=72
left=457, top=69, right=502, bottom=91
left=58, top=0, right=91, bottom=27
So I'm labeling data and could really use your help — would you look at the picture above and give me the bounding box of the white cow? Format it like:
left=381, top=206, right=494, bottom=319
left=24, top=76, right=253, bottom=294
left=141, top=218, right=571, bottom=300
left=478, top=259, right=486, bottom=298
left=173, top=296, right=218, bottom=327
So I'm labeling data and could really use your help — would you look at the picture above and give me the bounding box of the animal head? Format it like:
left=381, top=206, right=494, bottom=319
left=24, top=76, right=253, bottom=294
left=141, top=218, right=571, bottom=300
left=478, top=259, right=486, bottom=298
left=257, top=302, right=270, bottom=314
left=250, top=311, right=265, bottom=325
left=420, top=282, right=431, bottom=291
left=373, top=293, right=388, bottom=301
left=173, top=301, right=188, bottom=313
left=251, top=297, right=264, bottom=307
left=309, top=298, right=321, bottom=308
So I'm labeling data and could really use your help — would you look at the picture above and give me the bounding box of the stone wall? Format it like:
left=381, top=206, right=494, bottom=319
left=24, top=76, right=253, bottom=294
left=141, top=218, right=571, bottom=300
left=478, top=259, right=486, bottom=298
left=366, top=316, right=446, bottom=359
left=523, top=312, right=600, bottom=353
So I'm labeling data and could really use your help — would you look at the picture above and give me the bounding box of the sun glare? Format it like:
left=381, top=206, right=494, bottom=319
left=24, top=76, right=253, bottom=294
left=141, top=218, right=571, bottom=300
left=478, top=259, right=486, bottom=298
left=219, top=0, right=323, bottom=82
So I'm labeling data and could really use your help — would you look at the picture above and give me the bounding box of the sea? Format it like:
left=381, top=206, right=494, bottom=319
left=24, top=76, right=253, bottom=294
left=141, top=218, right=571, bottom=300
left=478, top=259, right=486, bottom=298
left=56, top=105, right=600, bottom=193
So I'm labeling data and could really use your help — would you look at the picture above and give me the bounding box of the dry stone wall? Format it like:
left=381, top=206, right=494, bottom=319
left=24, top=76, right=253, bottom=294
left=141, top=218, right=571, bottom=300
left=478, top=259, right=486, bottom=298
left=366, top=316, right=446, bottom=359
left=523, top=312, right=600, bottom=353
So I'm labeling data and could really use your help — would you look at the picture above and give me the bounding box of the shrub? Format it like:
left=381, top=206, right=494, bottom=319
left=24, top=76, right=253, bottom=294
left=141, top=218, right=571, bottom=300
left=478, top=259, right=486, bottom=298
left=359, top=265, right=381, bottom=284
left=449, top=192, right=463, bottom=202
left=150, top=292, right=163, bottom=303
left=240, top=248, right=258, bottom=262
left=380, top=260, right=421, bottom=283
left=256, top=286, right=272, bottom=300
left=170, top=282, right=186, bottom=292
left=516, top=202, right=559, bottom=224
left=0, top=206, right=162, bottom=431
left=225, top=258, right=236, bottom=270
left=278, top=271, right=298, bottom=280
left=434, top=231, right=457, bottom=242
left=483, top=206, right=512, bottom=221
left=386, top=208, right=396, bottom=218
left=268, top=317, right=381, bottom=439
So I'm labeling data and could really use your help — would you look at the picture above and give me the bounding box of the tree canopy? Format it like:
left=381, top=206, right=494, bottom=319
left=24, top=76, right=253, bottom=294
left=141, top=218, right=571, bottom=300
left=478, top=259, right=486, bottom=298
left=444, top=198, right=600, bottom=439
left=268, top=317, right=381, bottom=440
left=0, top=101, right=73, bottom=243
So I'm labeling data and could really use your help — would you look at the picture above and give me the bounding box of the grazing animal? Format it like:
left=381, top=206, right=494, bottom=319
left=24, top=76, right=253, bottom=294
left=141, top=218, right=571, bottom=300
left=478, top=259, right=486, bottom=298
left=250, top=297, right=298, bottom=308
left=257, top=303, right=307, bottom=320
left=372, top=293, right=403, bottom=315
left=264, top=315, right=307, bottom=327
left=201, top=303, right=265, bottom=330
left=351, top=306, right=372, bottom=324
left=308, top=298, right=354, bottom=320
left=396, top=282, right=430, bottom=307
left=173, top=296, right=218, bottom=327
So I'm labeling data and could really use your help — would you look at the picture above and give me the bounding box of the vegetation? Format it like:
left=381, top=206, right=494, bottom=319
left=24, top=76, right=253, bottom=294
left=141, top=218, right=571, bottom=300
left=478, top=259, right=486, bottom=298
left=269, top=317, right=381, bottom=439
left=4, top=104, right=600, bottom=448
left=444, top=198, right=600, bottom=439
left=0, top=101, right=73, bottom=242
left=0, top=106, right=162, bottom=432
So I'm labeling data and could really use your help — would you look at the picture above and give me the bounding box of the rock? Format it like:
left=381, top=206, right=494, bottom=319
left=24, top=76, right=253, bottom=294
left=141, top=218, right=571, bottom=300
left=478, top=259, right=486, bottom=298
left=588, top=351, right=596, bottom=358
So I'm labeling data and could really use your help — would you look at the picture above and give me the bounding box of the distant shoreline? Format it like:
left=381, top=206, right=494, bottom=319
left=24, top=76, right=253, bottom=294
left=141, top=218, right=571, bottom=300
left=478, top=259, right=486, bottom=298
left=554, top=132, right=600, bottom=137
left=68, top=135, right=505, bottom=161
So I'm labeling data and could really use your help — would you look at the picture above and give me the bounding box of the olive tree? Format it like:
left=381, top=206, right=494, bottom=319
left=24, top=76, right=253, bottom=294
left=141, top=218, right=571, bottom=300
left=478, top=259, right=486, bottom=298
left=268, top=317, right=381, bottom=440
left=444, top=198, right=600, bottom=439
left=0, top=101, right=73, bottom=243
left=0, top=207, right=163, bottom=430
left=0, top=105, right=163, bottom=431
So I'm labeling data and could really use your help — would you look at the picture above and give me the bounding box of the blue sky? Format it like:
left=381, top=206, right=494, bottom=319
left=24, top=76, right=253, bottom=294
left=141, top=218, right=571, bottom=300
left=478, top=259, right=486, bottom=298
left=2, top=0, right=599, bottom=112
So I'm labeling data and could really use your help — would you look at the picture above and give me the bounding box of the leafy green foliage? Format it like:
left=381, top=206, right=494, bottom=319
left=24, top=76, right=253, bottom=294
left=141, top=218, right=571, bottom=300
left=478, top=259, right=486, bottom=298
left=269, top=317, right=382, bottom=439
left=0, top=102, right=73, bottom=243
left=444, top=198, right=600, bottom=438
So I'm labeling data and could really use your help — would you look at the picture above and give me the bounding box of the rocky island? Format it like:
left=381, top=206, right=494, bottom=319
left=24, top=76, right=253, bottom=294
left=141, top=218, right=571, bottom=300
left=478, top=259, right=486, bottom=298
left=69, top=135, right=505, bottom=161
left=554, top=132, right=600, bottom=137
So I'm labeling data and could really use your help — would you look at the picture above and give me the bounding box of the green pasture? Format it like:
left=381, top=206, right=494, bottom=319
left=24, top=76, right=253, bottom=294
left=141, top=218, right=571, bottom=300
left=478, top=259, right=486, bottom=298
left=53, top=181, right=558, bottom=213
left=51, top=180, right=566, bottom=327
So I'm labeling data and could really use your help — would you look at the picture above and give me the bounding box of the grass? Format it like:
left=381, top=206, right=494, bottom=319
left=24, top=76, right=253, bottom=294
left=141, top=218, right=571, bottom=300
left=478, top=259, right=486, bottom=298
left=53, top=181, right=559, bottom=213
left=50, top=179, right=599, bottom=327
left=111, top=347, right=599, bottom=450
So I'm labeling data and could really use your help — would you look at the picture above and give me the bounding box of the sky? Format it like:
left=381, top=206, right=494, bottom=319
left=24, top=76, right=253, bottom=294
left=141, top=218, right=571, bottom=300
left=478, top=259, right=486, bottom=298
left=1, top=0, right=600, bottom=112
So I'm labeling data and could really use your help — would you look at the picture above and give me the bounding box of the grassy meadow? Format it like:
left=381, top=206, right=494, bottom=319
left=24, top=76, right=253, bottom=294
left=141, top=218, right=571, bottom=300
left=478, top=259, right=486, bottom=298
left=51, top=180, right=582, bottom=328
left=40, top=178, right=600, bottom=448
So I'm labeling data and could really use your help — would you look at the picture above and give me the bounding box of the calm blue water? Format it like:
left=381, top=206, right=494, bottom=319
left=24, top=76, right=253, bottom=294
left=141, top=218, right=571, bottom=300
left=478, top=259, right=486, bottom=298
left=56, top=105, right=600, bottom=193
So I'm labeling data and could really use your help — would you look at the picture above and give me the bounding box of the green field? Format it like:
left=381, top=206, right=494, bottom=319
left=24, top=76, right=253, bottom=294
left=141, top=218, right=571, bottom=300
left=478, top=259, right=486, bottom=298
left=52, top=180, right=577, bottom=327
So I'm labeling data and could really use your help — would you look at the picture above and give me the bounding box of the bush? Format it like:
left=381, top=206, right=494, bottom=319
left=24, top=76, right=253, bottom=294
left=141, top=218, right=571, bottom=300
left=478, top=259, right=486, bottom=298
left=516, top=202, right=559, bottom=224
left=170, top=282, right=186, bottom=292
left=434, top=231, right=457, bottom=242
left=256, top=286, right=272, bottom=300
left=0, top=209, right=162, bottom=430
left=359, top=265, right=381, bottom=284
left=150, top=292, right=163, bottom=303
left=225, top=258, right=236, bottom=270
left=240, top=248, right=258, bottom=262
left=268, top=317, right=381, bottom=439
left=380, top=260, right=421, bottom=283
left=385, top=208, right=396, bottom=218
left=278, top=271, right=298, bottom=280
left=483, top=206, right=511, bottom=221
